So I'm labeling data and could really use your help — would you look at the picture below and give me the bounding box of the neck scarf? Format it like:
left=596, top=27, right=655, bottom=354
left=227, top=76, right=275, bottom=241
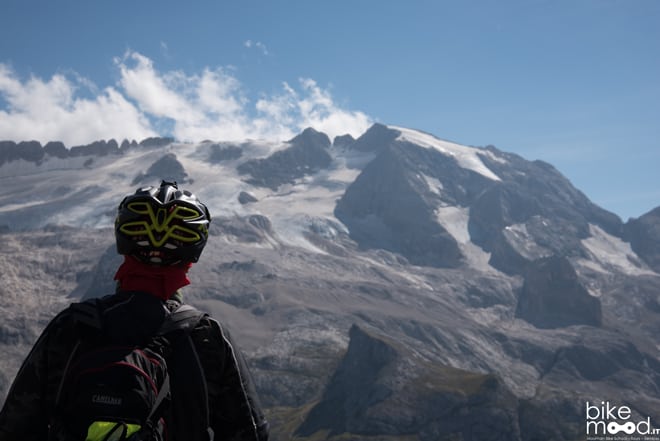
left=114, top=255, right=192, bottom=300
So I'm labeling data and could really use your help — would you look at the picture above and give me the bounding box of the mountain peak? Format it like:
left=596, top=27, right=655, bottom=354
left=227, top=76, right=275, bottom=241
left=237, top=127, right=332, bottom=189
left=349, top=123, right=399, bottom=152
left=288, top=127, right=331, bottom=149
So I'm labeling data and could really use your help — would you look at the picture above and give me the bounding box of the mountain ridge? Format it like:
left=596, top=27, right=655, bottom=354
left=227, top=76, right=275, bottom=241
left=1, top=124, right=659, bottom=440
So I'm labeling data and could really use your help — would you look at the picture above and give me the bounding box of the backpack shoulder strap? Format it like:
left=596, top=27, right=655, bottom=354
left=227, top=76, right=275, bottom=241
left=158, top=302, right=212, bottom=441
left=157, top=303, right=207, bottom=336
left=54, top=299, right=103, bottom=408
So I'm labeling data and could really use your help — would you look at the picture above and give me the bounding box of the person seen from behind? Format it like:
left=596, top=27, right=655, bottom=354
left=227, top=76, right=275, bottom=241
left=0, top=180, right=269, bottom=441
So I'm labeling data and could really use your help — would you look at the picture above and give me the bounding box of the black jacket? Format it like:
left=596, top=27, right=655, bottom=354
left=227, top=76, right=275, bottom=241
left=0, top=290, right=269, bottom=441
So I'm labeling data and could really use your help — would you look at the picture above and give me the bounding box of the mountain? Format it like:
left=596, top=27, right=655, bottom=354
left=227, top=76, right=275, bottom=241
left=1, top=124, right=659, bottom=440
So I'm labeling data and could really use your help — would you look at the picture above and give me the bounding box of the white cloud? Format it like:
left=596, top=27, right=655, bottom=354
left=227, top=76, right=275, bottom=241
left=255, top=79, right=372, bottom=141
left=296, top=79, right=372, bottom=139
left=0, top=51, right=372, bottom=145
left=116, top=52, right=199, bottom=122
left=0, top=63, right=155, bottom=145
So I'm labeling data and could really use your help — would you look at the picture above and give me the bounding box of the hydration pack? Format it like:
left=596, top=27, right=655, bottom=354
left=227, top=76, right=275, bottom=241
left=52, top=294, right=210, bottom=441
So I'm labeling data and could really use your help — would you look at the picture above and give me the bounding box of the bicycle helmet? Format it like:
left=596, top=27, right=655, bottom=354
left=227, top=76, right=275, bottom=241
left=115, top=181, right=211, bottom=265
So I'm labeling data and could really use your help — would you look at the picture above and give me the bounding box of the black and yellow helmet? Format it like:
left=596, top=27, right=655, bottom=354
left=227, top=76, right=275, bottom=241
left=115, top=181, right=211, bottom=265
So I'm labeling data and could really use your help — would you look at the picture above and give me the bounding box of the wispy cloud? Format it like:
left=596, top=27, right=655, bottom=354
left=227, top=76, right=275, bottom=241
left=257, top=78, right=373, bottom=141
left=159, top=41, right=172, bottom=61
left=244, top=39, right=269, bottom=56
left=0, top=51, right=372, bottom=145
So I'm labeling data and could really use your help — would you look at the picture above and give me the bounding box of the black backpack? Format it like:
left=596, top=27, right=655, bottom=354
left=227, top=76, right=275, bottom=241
left=52, top=293, right=212, bottom=441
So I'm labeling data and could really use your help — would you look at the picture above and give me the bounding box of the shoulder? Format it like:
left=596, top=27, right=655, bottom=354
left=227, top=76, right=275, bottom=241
left=51, top=294, right=137, bottom=340
left=188, top=314, right=239, bottom=359
left=191, top=314, right=225, bottom=342
left=42, top=299, right=108, bottom=346
left=46, top=300, right=99, bottom=332
left=54, top=294, right=119, bottom=330
left=161, top=300, right=236, bottom=355
left=23, top=302, right=98, bottom=367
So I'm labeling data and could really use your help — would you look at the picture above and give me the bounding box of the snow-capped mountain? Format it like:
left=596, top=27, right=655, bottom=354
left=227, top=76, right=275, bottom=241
left=1, top=124, right=659, bottom=441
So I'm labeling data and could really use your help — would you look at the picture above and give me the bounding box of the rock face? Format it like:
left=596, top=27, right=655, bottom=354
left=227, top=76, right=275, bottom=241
left=468, top=153, right=622, bottom=276
left=335, top=141, right=474, bottom=267
left=208, top=143, right=243, bottom=163
left=0, top=136, right=173, bottom=167
left=238, top=128, right=332, bottom=189
left=625, top=207, right=660, bottom=272
left=70, top=140, right=119, bottom=157
left=296, top=325, right=398, bottom=436
left=138, top=137, right=175, bottom=148
left=44, top=141, right=68, bottom=158
left=132, top=153, right=188, bottom=185
left=238, top=191, right=258, bottom=205
left=516, top=256, right=602, bottom=328
left=348, top=122, right=398, bottom=153
left=332, top=134, right=354, bottom=148
left=0, top=140, right=45, bottom=165
left=297, top=325, right=521, bottom=441
left=335, top=125, right=624, bottom=273
left=80, top=245, right=123, bottom=299
left=210, top=215, right=273, bottom=243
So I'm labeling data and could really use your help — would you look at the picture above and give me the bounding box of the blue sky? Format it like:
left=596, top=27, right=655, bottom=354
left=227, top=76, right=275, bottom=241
left=0, top=0, right=658, bottom=220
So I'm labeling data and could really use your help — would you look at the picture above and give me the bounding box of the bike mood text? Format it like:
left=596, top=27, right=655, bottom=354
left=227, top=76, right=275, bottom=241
left=586, top=401, right=660, bottom=441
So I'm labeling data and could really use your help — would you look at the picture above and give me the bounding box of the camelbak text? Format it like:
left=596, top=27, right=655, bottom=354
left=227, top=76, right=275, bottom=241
left=92, top=394, right=122, bottom=406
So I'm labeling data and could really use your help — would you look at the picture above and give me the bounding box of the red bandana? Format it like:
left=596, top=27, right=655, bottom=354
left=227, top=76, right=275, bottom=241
left=114, top=255, right=193, bottom=300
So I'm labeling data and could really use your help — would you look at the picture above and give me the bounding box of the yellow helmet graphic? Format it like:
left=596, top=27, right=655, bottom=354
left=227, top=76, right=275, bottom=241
left=115, top=181, right=211, bottom=265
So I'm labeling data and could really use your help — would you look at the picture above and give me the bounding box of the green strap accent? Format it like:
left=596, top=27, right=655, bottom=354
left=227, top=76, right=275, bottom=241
left=85, top=421, right=141, bottom=441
